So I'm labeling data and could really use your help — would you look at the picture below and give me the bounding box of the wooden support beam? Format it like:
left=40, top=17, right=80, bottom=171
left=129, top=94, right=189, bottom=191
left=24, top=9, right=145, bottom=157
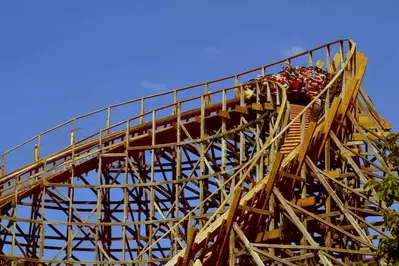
left=337, top=78, right=359, bottom=123
left=263, top=103, right=274, bottom=110
left=238, top=205, right=273, bottom=217
left=216, top=186, right=243, bottom=265
left=255, top=228, right=282, bottom=242
left=256, top=152, right=283, bottom=225
left=295, top=121, right=316, bottom=176
left=193, top=260, right=203, bottom=266
left=273, top=188, right=333, bottom=266
left=316, top=60, right=324, bottom=69
left=182, top=216, right=197, bottom=266
left=233, top=223, right=265, bottom=266
left=357, top=114, right=391, bottom=130
left=235, top=105, right=249, bottom=114
left=218, top=110, right=231, bottom=119
left=252, top=247, right=297, bottom=266
left=283, top=193, right=377, bottom=251
left=316, top=97, right=341, bottom=160
left=252, top=103, right=264, bottom=111
left=305, top=156, right=374, bottom=246
left=328, top=53, right=341, bottom=74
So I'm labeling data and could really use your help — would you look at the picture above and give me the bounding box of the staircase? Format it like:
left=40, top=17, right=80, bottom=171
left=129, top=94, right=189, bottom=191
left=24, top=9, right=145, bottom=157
left=280, top=104, right=311, bottom=155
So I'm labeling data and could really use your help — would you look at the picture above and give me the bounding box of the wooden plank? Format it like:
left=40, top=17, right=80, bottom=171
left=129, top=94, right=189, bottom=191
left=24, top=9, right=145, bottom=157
left=235, top=105, right=249, bottom=114
left=252, top=247, right=297, bottom=266
left=317, top=97, right=341, bottom=160
left=255, top=228, right=282, bottom=242
left=295, top=121, right=317, bottom=176
left=326, top=170, right=340, bottom=178
left=252, top=103, right=264, bottom=111
left=218, top=110, right=231, bottom=119
left=352, top=132, right=390, bottom=141
left=328, top=53, right=341, bottom=74
left=273, top=189, right=332, bottom=265
left=294, top=196, right=316, bottom=207
left=357, top=114, right=391, bottom=130
left=263, top=103, right=274, bottom=110
left=306, top=156, right=373, bottom=245
left=233, top=223, right=265, bottom=266
left=255, top=152, right=284, bottom=231
left=216, top=186, right=243, bottom=265
left=351, top=53, right=368, bottom=99
left=316, top=60, right=324, bottom=69
left=193, top=260, right=203, bottom=266
left=182, top=216, right=197, bottom=266
left=239, top=205, right=273, bottom=216
left=337, top=78, right=359, bottom=123
left=285, top=196, right=376, bottom=251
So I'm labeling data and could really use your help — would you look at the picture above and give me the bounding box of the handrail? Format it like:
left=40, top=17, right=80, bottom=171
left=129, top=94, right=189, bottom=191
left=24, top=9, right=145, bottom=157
left=0, top=39, right=356, bottom=265
left=164, top=39, right=357, bottom=265
left=0, top=39, right=352, bottom=177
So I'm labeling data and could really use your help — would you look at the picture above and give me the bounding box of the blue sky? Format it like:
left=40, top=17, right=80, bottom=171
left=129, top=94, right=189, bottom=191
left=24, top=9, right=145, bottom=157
left=0, top=0, right=398, bottom=261
left=1, top=0, right=399, bottom=152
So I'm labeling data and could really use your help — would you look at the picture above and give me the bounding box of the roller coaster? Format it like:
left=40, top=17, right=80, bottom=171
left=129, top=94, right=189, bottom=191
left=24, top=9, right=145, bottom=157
left=0, top=39, right=395, bottom=265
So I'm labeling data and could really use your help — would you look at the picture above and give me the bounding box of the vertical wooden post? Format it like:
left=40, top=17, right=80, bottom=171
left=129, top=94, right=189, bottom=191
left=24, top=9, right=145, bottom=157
left=204, top=83, right=210, bottom=106
left=39, top=172, right=46, bottom=261
left=308, top=51, right=313, bottom=67
left=255, top=81, right=261, bottom=182
left=122, top=119, right=130, bottom=262
left=339, top=41, right=345, bottom=70
left=67, top=119, right=76, bottom=264
left=36, top=135, right=41, bottom=161
left=238, top=85, right=245, bottom=191
left=175, top=101, right=182, bottom=255
left=0, top=154, right=4, bottom=178
left=106, top=107, right=111, bottom=135
left=148, top=110, right=156, bottom=263
left=221, top=89, right=227, bottom=201
left=326, top=45, right=331, bottom=70
left=95, top=129, right=103, bottom=262
left=173, top=90, right=178, bottom=115
left=199, top=96, right=205, bottom=227
left=140, top=98, right=145, bottom=125
left=234, top=75, right=239, bottom=98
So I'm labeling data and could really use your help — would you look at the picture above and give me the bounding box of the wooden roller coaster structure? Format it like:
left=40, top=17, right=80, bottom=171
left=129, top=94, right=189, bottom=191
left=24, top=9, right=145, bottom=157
left=0, top=39, right=395, bottom=265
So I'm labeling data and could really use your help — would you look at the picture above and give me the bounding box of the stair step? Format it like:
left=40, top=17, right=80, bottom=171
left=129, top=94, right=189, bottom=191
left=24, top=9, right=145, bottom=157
left=288, top=129, right=308, bottom=133
left=286, top=138, right=300, bottom=142
left=281, top=144, right=300, bottom=149
left=285, top=136, right=301, bottom=140
left=288, top=130, right=302, bottom=134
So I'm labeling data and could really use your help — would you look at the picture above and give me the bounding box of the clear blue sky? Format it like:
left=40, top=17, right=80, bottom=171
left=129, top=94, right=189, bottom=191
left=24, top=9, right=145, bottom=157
left=0, top=1, right=398, bottom=261
left=1, top=0, right=398, bottom=153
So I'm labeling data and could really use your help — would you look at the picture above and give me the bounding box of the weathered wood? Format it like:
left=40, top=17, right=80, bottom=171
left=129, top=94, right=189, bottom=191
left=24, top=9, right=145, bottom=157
left=233, top=223, right=265, bottom=266
left=216, top=186, right=243, bottom=265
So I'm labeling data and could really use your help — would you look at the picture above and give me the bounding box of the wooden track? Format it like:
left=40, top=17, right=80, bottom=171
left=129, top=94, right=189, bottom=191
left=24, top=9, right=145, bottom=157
left=0, top=39, right=395, bottom=265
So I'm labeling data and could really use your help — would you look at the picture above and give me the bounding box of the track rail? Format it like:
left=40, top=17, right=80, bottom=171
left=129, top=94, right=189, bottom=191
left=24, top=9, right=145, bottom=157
left=0, top=39, right=382, bottom=266
left=0, top=40, right=352, bottom=178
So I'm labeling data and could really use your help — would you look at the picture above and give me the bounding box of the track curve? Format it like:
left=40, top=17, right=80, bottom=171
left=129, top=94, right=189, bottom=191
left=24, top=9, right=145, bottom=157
left=0, top=39, right=394, bottom=265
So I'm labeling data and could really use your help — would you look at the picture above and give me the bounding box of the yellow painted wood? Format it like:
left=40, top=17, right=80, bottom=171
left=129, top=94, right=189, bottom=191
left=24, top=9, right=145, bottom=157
left=252, top=103, right=264, bottom=111
left=255, top=229, right=282, bottom=242
left=326, top=170, right=340, bottom=178
left=328, top=53, right=341, bottom=73
left=352, top=132, right=390, bottom=141
left=358, top=114, right=391, bottom=130
left=316, top=60, right=324, bottom=69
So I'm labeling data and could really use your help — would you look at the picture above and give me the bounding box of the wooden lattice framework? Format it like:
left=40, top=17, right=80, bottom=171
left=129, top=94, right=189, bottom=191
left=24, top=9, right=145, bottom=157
left=0, top=39, right=395, bottom=265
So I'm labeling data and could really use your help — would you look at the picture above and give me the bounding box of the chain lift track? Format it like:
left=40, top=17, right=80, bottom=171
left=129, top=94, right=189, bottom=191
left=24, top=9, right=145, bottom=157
left=0, top=39, right=394, bottom=265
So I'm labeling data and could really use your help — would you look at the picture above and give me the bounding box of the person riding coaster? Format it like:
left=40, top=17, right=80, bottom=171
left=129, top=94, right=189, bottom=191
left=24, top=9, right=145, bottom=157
left=241, top=61, right=332, bottom=101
